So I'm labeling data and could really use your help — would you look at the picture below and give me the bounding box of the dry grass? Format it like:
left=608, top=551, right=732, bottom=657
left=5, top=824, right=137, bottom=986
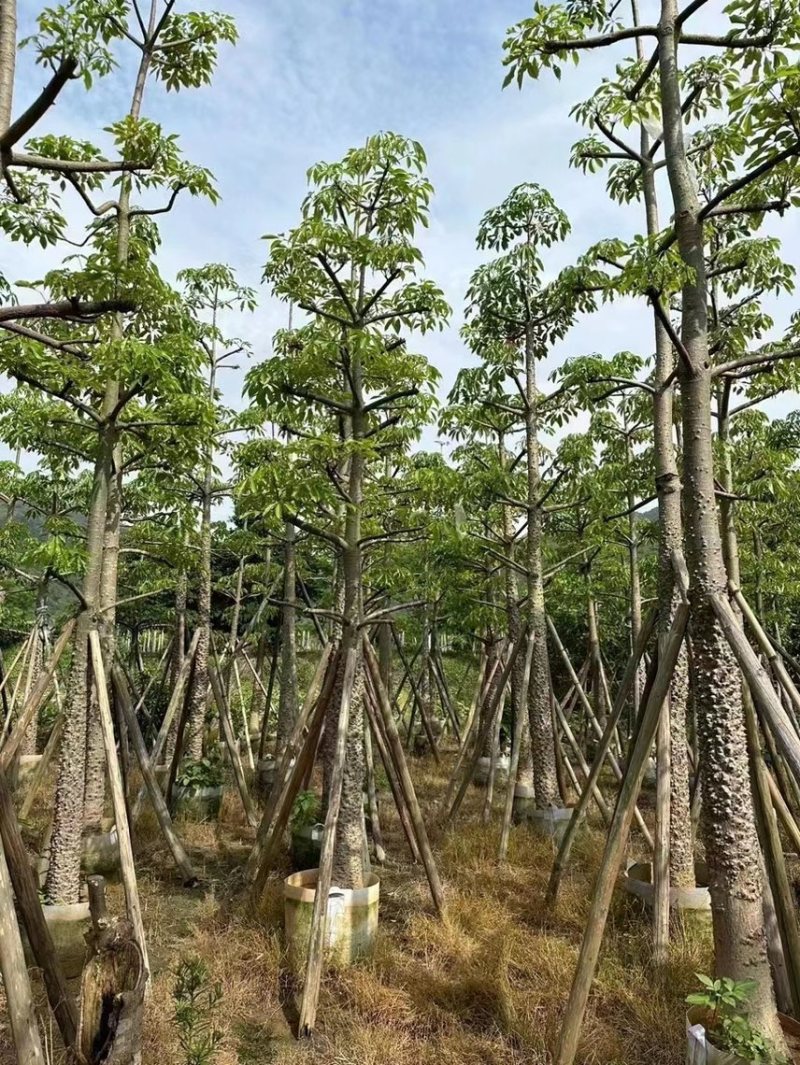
left=1, top=752, right=712, bottom=1065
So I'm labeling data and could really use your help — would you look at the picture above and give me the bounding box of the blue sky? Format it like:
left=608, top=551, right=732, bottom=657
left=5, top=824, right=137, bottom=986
left=7, top=0, right=800, bottom=460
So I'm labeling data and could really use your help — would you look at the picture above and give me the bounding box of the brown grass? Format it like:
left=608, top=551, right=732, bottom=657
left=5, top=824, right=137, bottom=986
left=1, top=753, right=711, bottom=1065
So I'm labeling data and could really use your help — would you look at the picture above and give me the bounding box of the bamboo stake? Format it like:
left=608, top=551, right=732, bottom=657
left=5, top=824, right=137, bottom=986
left=744, top=689, right=800, bottom=1015
left=363, top=715, right=385, bottom=864
left=257, top=633, right=279, bottom=761
left=0, top=620, right=74, bottom=769
left=442, top=637, right=524, bottom=827
left=297, top=646, right=358, bottom=1037
left=547, top=616, right=653, bottom=850
left=545, top=608, right=657, bottom=904
left=0, top=767, right=78, bottom=1052
left=553, top=599, right=689, bottom=1065
left=233, top=660, right=255, bottom=771
left=131, top=631, right=200, bottom=821
left=499, top=634, right=535, bottom=861
left=363, top=685, right=421, bottom=862
left=459, top=648, right=488, bottom=752
left=767, top=771, right=800, bottom=854
left=364, top=637, right=445, bottom=915
left=112, top=667, right=198, bottom=884
left=553, top=694, right=612, bottom=825
left=482, top=688, right=506, bottom=824
left=0, top=829, right=45, bottom=1065
left=89, top=631, right=149, bottom=982
left=391, top=625, right=441, bottom=762
left=3, top=629, right=34, bottom=736
left=208, top=663, right=257, bottom=829
left=732, top=584, right=800, bottom=731
left=19, top=714, right=64, bottom=822
left=711, top=593, right=800, bottom=784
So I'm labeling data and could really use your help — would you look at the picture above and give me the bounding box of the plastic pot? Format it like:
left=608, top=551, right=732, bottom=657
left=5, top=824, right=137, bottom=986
left=473, top=755, right=510, bottom=787
left=291, top=822, right=324, bottom=870
left=530, top=806, right=573, bottom=843
left=624, top=860, right=711, bottom=912
left=175, top=784, right=223, bottom=821
left=686, top=1006, right=800, bottom=1065
left=512, top=782, right=537, bottom=824
left=254, top=758, right=276, bottom=802
left=284, top=868, right=380, bottom=970
left=82, top=826, right=120, bottom=876
left=23, top=901, right=91, bottom=980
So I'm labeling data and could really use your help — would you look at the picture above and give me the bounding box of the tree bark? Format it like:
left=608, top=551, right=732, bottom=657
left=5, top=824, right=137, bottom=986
left=658, top=0, right=782, bottom=1040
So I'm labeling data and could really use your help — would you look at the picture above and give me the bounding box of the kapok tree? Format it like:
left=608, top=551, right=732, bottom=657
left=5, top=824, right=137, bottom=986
left=504, top=0, right=800, bottom=1053
left=244, top=132, right=448, bottom=891
left=462, top=183, right=594, bottom=810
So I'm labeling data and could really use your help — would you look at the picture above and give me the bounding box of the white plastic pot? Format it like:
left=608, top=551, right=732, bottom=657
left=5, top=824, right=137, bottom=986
left=254, top=758, right=276, bottom=802
left=82, top=826, right=120, bottom=876
left=686, top=1006, right=800, bottom=1065
left=512, top=782, right=537, bottom=824
left=24, top=901, right=91, bottom=980
left=624, top=860, right=710, bottom=912
left=473, top=755, right=510, bottom=787
left=531, top=806, right=573, bottom=843
left=284, top=868, right=380, bottom=970
left=175, top=784, right=223, bottom=821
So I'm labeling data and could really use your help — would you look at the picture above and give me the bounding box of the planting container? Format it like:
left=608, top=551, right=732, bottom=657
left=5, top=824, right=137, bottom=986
left=291, top=822, right=324, bottom=870
left=624, top=860, right=710, bottom=912
left=512, top=782, right=537, bottom=824
left=530, top=805, right=573, bottom=843
left=23, top=901, right=91, bottom=980
left=175, top=784, right=223, bottom=821
left=82, top=825, right=120, bottom=876
left=284, top=868, right=380, bottom=970
left=254, top=758, right=276, bottom=802
left=686, top=1006, right=800, bottom=1065
left=473, top=755, right=510, bottom=787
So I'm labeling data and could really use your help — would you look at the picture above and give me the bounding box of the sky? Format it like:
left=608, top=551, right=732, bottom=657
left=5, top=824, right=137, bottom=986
left=5, top=0, right=800, bottom=468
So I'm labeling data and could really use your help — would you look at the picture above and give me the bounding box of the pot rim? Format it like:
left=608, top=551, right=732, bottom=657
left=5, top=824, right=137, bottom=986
left=284, top=868, right=380, bottom=905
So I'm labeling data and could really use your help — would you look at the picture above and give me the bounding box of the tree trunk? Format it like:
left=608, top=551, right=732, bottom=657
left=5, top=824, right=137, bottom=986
left=658, top=0, right=782, bottom=1040
left=275, top=520, right=298, bottom=756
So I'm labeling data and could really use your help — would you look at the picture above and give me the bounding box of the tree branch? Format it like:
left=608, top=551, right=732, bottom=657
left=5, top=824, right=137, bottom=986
left=0, top=57, right=78, bottom=150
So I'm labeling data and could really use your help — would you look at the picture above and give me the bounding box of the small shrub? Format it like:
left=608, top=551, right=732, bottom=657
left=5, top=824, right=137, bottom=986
left=172, top=957, right=223, bottom=1065
left=687, top=974, right=787, bottom=1064
left=290, top=789, right=321, bottom=832
left=176, top=753, right=223, bottom=791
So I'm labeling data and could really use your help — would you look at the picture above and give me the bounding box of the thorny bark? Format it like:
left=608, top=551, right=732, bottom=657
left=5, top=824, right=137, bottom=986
left=658, top=0, right=783, bottom=1041
left=631, top=0, right=695, bottom=889
left=525, top=327, right=560, bottom=807
left=275, top=520, right=298, bottom=756
left=0, top=0, right=15, bottom=132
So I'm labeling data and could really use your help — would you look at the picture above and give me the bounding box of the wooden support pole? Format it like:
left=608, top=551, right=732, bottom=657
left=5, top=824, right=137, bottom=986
left=0, top=620, right=74, bottom=769
left=257, top=633, right=280, bottom=761
left=131, top=631, right=200, bottom=821
left=0, top=828, right=45, bottom=1065
left=0, top=767, right=78, bottom=1053
left=546, top=611, right=657, bottom=905
left=732, top=584, right=800, bottom=731
left=553, top=694, right=612, bottom=825
left=89, top=631, right=149, bottom=983
left=364, top=637, right=445, bottom=915
left=442, top=636, right=524, bottom=827
left=744, top=690, right=800, bottom=1015
left=391, top=626, right=441, bottom=762
left=553, top=599, right=688, bottom=1065
left=711, top=593, right=800, bottom=785
left=363, top=685, right=421, bottom=863
left=18, top=713, right=64, bottom=822
left=547, top=616, right=654, bottom=850
left=297, top=646, right=358, bottom=1038
left=112, top=667, right=198, bottom=885
left=208, top=662, right=258, bottom=829
left=499, top=634, right=535, bottom=861
left=363, top=715, right=385, bottom=864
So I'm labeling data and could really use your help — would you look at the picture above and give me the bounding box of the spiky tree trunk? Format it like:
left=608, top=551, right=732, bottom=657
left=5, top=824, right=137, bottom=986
left=658, top=0, right=782, bottom=1040
left=275, top=520, right=298, bottom=756
left=525, top=328, right=560, bottom=807
left=0, top=0, right=16, bottom=134
left=19, top=577, right=47, bottom=757
left=627, top=6, right=696, bottom=887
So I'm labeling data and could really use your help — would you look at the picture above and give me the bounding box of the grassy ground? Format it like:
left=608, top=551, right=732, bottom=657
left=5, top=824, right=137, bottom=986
left=2, top=741, right=712, bottom=1065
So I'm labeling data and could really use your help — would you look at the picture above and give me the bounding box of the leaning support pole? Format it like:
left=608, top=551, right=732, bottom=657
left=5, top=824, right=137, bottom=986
left=209, top=660, right=258, bottom=829
left=112, top=667, right=198, bottom=885
left=0, top=767, right=78, bottom=1053
left=19, top=713, right=64, bottom=822
left=0, top=619, right=74, bottom=769
left=297, top=646, right=358, bottom=1038
left=711, top=593, right=800, bottom=785
left=0, top=828, right=45, bottom=1065
left=732, top=584, right=800, bottom=730
left=545, top=611, right=657, bottom=906
left=89, top=631, right=149, bottom=984
left=499, top=634, right=535, bottom=861
left=553, top=598, right=689, bottom=1065
left=364, top=636, right=445, bottom=915
left=547, top=616, right=654, bottom=850
left=363, top=688, right=421, bottom=863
